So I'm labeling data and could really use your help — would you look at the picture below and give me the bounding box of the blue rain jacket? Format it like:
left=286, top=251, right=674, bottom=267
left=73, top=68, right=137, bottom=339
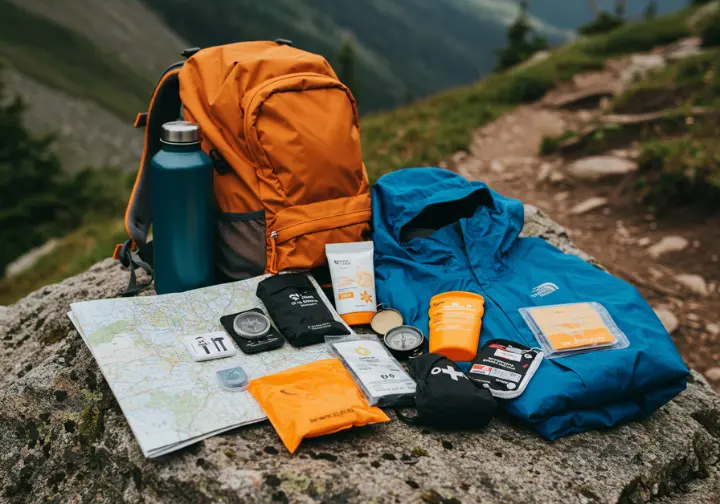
left=373, top=168, right=689, bottom=440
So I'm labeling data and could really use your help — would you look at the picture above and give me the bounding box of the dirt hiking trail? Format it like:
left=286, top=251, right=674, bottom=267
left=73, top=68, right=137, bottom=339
left=446, top=37, right=720, bottom=388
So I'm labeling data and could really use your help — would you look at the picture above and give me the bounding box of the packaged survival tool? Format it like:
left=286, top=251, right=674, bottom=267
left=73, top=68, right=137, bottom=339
left=329, top=335, right=416, bottom=407
left=256, top=273, right=349, bottom=347
left=519, top=302, right=629, bottom=359
left=467, top=339, right=542, bottom=399
left=220, top=308, right=285, bottom=354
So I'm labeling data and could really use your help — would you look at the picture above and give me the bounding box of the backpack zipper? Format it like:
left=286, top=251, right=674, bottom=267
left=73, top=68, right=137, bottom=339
left=269, top=231, right=279, bottom=274
left=266, top=207, right=370, bottom=274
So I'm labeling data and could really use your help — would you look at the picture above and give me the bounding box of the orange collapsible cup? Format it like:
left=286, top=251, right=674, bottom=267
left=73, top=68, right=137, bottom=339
left=428, top=291, right=485, bottom=361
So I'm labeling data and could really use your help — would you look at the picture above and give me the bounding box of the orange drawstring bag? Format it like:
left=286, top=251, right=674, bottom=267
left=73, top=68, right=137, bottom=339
left=247, top=358, right=390, bottom=453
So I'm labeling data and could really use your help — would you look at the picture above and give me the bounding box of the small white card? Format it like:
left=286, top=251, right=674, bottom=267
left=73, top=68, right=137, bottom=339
left=184, top=332, right=237, bottom=361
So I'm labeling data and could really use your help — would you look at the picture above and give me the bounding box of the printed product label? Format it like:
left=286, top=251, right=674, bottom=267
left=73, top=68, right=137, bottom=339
left=332, top=340, right=416, bottom=397
left=468, top=339, right=543, bottom=399
left=331, top=264, right=374, bottom=313
left=494, top=348, right=522, bottom=362
left=470, top=364, right=521, bottom=383
left=326, top=243, right=377, bottom=319
left=288, top=292, right=319, bottom=309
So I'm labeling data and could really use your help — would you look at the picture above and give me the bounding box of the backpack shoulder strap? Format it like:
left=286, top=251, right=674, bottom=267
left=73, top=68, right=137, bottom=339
left=113, top=61, right=184, bottom=295
left=123, top=61, right=185, bottom=248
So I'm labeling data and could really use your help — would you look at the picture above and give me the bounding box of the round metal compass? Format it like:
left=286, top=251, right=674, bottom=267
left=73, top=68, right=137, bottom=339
left=383, top=325, right=424, bottom=360
left=233, top=311, right=272, bottom=340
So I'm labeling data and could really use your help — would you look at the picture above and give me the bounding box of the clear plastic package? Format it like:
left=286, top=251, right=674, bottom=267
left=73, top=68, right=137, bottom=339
left=327, top=334, right=416, bottom=407
left=519, top=302, right=629, bottom=359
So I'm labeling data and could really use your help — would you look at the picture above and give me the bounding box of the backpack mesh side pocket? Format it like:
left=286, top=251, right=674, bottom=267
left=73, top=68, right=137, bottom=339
left=217, top=211, right=266, bottom=281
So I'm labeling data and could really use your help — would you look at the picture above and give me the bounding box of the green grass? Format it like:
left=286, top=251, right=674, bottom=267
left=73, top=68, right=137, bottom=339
left=0, top=0, right=152, bottom=120
left=0, top=219, right=128, bottom=305
left=361, top=7, right=694, bottom=181
left=540, top=44, right=720, bottom=207
left=540, top=108, right=703, bottom=156
left=637, top=134, right=720, bottom=207
left=612, top=49, right=720, bottom=113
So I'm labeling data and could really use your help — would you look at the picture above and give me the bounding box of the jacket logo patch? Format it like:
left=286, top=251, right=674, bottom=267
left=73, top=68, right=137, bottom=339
left=531, top=282, right=559, bottom=298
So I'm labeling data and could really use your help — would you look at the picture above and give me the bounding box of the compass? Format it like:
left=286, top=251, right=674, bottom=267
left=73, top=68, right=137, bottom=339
left=383, top=325, right=424, bottom=360
left=220, top=308, right=285, bottom=355
left=233, top=311, right=271, bottom=340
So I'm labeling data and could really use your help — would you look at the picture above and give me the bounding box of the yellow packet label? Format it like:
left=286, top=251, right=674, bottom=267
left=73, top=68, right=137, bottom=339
left=526, top=302, right=617, bottom=351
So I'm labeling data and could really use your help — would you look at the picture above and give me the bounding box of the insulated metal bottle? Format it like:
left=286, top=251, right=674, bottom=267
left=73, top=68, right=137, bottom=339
left=151, top=121, right=214, bottom=294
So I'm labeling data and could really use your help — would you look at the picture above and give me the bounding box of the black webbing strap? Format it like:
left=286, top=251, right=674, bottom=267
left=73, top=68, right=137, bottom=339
left=394, top=409, right=420, bottom=425
left=117, top=240, right=154, bottom=296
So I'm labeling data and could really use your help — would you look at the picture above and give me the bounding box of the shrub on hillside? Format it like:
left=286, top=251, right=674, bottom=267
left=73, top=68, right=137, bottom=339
left=0, top=77, right=127, bottom=276
left=495, top=0, right=548, bottom=72
left=699, top=10, right=720, bottom=47
left=637, top=135, right=720, bottom=207
left=579, top=12, right=625, bottom=36
left=586, top=12, right=691, bottom=56
left=493, top=70, right=556, bottom=103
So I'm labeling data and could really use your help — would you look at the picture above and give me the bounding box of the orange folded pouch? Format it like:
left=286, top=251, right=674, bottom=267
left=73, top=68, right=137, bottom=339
left=247, top=358, right=390, bottom=453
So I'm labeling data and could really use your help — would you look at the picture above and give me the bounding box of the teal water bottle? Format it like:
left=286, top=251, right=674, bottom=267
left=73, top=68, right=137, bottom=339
left=151, top=121, right=214, bottom=294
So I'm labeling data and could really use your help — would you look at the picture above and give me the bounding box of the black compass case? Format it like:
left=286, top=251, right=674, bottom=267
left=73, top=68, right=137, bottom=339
left=220, top=308, right=285, bottom=355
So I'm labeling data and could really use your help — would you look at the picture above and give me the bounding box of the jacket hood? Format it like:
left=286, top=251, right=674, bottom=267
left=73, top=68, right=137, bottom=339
left=372, top=168, right=524, bottom=262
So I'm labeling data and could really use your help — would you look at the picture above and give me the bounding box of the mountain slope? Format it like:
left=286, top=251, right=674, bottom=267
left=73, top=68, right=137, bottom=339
left=141, top=0, right=571, bottom=112
left=0, top=0, right=186, bottom=172
left=7, top=0, right=187, bottom=78
left=529, top=0, right=687, bottom=28
left=0, top=6, right=697, bottom=305
left=0, top=0, right=151, bottom=120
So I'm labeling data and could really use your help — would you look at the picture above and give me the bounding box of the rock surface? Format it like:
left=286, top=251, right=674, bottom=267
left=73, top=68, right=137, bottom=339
left=565, top=156, right=638, bottom=182
left=654, top=307, right=680, bottom=335
left=674, top=274, right=710, bottom=297
left=1, top=207, right=719, bottom=504
left=618, top=54, right=667, bottom=85
left=570, top=196, right=609, bottom=215
left=648, top=236, right=689, bottom=259
left=705, top=368, right=720, bottom=383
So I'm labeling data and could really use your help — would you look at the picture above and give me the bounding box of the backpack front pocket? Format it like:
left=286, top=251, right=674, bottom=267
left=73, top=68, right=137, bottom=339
left=266, top=193, right=371, bottom=273
left=243, top=73, right=367, bottom=207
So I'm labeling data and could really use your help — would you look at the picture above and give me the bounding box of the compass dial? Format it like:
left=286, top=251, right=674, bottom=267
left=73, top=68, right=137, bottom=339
left=233, top=312, right=271, bottom=340
left=384, top=325, right=424, bottom=357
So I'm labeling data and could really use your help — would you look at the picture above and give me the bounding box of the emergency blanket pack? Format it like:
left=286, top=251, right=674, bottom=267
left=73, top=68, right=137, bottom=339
left=372, top=168, right=689, bottom=440
left=247, top=358, right=389, bottom=453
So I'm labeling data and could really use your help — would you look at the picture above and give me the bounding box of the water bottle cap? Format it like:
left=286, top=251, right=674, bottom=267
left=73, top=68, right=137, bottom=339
left=161, top=121, right=202, bottom=144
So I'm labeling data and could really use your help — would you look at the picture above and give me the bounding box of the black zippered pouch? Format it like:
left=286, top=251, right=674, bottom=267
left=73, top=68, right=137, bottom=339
left=256, top=274, right=349, bottom=347
left=396, top=353, right=496, bottom=429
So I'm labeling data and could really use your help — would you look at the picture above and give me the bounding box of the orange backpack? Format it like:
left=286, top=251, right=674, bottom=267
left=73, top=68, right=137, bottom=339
left=116, top=40, right=371, bottom=290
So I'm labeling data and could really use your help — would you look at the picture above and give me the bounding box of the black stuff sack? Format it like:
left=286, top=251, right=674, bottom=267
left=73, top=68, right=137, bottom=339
left=256, top=273, right=349, bottom=347
left=397, top=353, right=496, bottom=429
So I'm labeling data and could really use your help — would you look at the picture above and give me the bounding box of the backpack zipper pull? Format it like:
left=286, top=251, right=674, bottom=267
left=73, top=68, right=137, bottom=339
left=269, top=231, right=278, bottom=274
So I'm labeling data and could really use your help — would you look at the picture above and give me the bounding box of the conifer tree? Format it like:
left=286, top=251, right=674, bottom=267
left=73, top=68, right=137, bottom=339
left=494, top=0, right=549, bottom=72
left=338, top=39, right=358, bottom=99
left=643, top=0, right=658, bottom=20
